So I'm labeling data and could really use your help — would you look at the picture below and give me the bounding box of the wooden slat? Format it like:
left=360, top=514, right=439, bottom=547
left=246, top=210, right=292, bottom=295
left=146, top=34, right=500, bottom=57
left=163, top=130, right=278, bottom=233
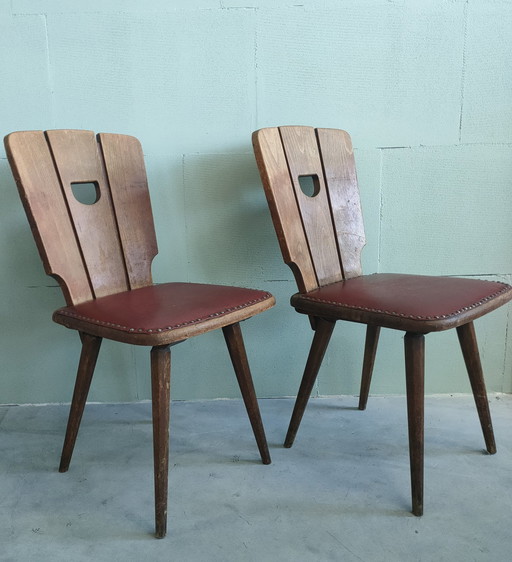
left=45, top=130, right=129, bottom=299
left=98, top=133, right=157, bottom=290
left=252, top=128, right=317, bottom=292
left=4, top=131, right=93, bottom=305
left=316, top=128, right=365, bottom=279
left=278, top=126, right=343, bottom=286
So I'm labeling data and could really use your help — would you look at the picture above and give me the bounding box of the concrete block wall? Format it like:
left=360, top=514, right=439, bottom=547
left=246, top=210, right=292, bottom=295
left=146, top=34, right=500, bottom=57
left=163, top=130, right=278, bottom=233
left=1, top=0, right=511, bottom=404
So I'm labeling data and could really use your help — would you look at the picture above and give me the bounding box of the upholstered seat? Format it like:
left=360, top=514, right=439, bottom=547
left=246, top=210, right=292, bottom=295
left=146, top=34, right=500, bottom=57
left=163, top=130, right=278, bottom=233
left=54, top=283, right=273, bottom=345
left=291, top=273, right=512, bottom=332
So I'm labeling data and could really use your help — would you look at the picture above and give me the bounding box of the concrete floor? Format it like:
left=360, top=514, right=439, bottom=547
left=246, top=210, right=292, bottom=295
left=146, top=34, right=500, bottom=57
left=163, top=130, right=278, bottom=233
left=1, top=394, right=512, bottom=562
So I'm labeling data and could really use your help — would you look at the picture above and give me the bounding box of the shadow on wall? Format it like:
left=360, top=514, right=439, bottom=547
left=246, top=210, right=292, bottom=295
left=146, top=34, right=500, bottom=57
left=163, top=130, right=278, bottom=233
left=0, top=159, right=65, bottom=340
left=0, top=160, right=80, bottom=403
left=0, top=157, right=140, bottom=404
left=0, top=160, right=54, bottom=289
left=181, top=151, right=284, bottom=287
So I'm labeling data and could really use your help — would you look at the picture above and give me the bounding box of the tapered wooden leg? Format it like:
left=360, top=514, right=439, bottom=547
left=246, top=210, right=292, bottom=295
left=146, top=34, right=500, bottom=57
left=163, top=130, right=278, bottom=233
left=456, top=322, right=496, bottom=454
left=59, top=333, right=102, bottom=473
left=358, top=325, right=381, bottom=411
left=223, top=323, right=271, bottom=465
left=284, top=318, right=336, bottom=448
left=404, top=332, right=425, bottom=517
left=151, top=345, right=171, bottom=539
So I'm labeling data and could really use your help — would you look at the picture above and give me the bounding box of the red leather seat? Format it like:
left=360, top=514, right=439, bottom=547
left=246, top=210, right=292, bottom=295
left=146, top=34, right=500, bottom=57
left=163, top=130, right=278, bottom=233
left=55, top=283, right=273, bottom=345
left=291, top=273, right=511, bottom=332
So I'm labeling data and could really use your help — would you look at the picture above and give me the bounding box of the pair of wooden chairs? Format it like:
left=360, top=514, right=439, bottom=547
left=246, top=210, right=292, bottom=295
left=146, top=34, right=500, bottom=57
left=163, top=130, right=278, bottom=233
left=5, top=127, right=511, bottom=537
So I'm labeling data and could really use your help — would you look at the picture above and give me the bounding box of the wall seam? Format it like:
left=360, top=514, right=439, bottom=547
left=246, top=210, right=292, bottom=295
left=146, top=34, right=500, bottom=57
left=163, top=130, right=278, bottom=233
left=502, top=299, right=510, bottom=393
left=42, top=13, right=56, bottom=128
left=458, top=0, right=469, bottom=143
left=377, top=148, right=384, bottom=273
left=254, top=7, right=259, bottom=129
left=133, top=347, right=140, bottom=401
left=181, top=154, right=190, bottom=283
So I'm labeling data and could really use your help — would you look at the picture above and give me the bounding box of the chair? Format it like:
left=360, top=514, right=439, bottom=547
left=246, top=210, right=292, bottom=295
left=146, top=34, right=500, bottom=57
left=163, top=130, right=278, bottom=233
left=5, top=129, right=275, bottom=538
left=252, top=125, right=512, bottom=515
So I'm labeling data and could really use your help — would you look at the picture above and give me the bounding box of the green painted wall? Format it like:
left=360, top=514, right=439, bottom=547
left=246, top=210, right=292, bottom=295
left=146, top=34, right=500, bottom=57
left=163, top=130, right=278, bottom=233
left=1, top=0, right=511, bottom=404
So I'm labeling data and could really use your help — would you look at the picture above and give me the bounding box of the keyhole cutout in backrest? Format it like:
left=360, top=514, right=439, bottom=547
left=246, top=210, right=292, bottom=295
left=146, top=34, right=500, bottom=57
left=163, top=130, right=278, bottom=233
left=71, top=181, right=101, bottom=205
left=298, top=174, right=320, bottom=198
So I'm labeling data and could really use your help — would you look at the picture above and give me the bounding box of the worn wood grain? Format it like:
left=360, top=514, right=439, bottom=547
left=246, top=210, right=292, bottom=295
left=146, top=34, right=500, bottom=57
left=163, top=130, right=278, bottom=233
left=279, top=126, right=343, bottom=287
left=99, top=133, right=157, bottom=290
left=4, top=131, right=93, bottom=304
left=45, top=129, right=129, bottom=299
left=316, top=128, right=365, bottom=279
left=252, top=127, right=317, bottom=292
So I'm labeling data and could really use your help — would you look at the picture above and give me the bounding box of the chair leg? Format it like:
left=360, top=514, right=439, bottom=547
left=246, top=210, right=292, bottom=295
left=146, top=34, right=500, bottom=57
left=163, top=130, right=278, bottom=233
left=404, top=332, right=425, bottom=517
left=358, top=325, right=381, bottom=411
left=284, top=318, right=336, bottom=448
left=223, top=323, right=271, bottom=465
left=151, top=345, right=171, bottom=539
left=456, top=322, right=496, bottom=454
left=59, top=333, right=102, bottom=473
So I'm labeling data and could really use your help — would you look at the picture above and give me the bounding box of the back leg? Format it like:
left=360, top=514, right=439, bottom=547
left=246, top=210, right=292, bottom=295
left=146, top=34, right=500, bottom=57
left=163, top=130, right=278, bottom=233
left=284, top=318, right=336, bottom=448
left=456, top=322, right=496, bottom=454
left=59, top=333, right=102, bottom=473
left=223, top=322, right=270, bottom=465
left=358, top=325, right=381, bottom=410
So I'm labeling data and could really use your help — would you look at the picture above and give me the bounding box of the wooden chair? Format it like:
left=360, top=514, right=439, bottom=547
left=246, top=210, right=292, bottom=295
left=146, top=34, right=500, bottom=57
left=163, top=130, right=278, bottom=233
left=5, top=129, right=275, bottom=538
left=252, top=125, right=512, bottom=516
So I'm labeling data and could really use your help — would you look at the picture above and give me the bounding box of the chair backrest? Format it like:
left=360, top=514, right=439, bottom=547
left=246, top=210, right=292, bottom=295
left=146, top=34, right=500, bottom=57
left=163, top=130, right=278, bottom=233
left=252, top=126, right=366, bottom=293
left=5, top=130, right=158, bottom=305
